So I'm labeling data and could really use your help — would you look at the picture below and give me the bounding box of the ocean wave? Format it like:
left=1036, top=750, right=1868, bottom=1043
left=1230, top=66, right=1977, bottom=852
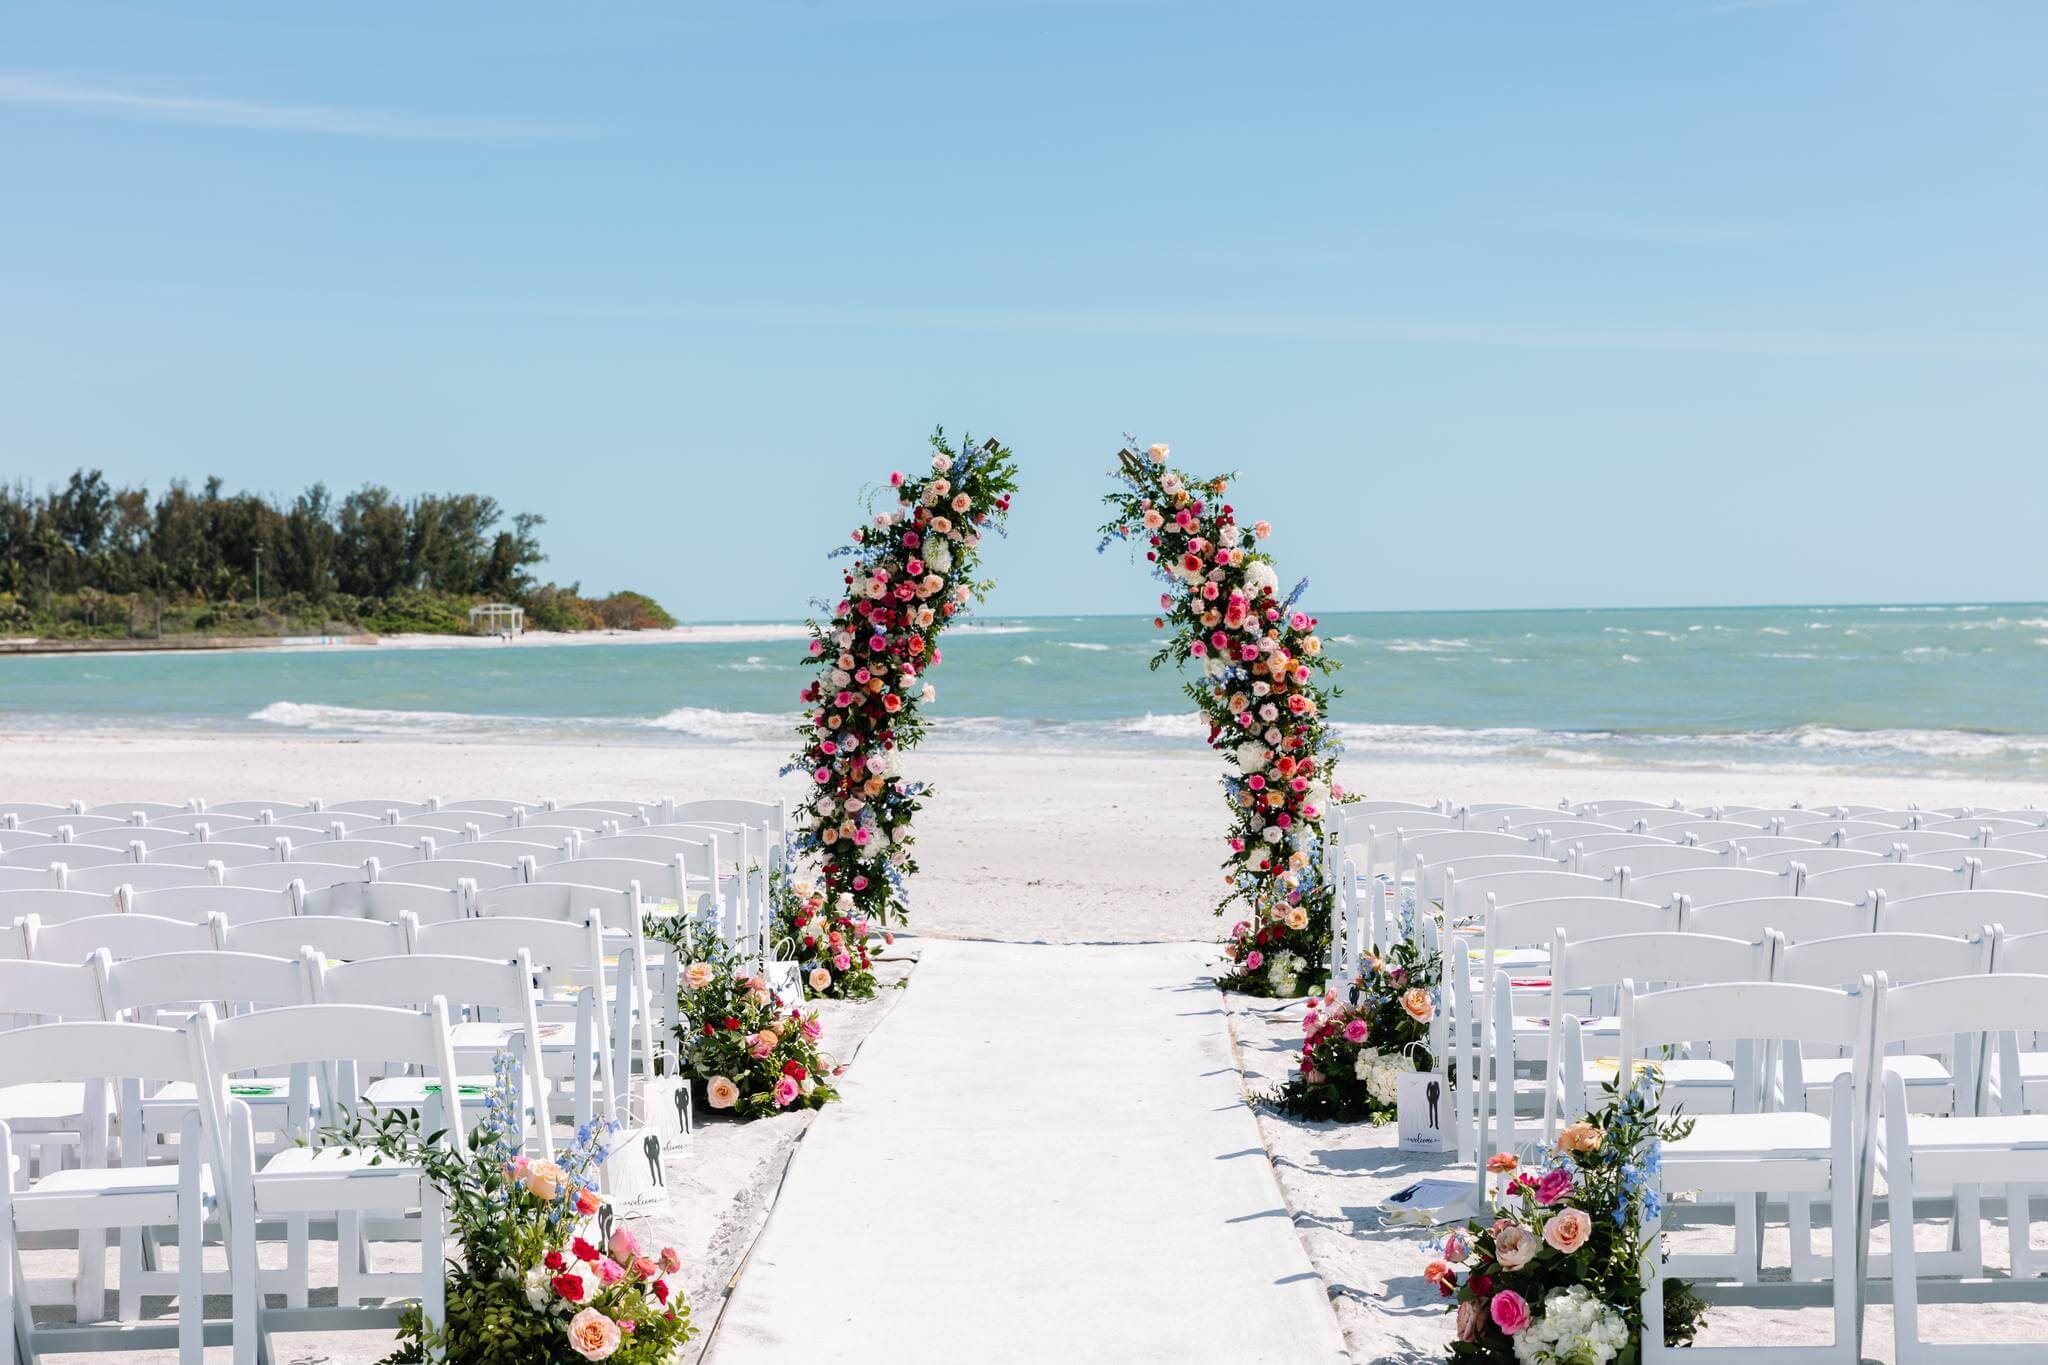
left=1116, top=712, right=1209, bottom=739
left=1012, top=655, right=1038, bottom=666
left=1620, top=654, right=1644, bottom=663
left=722, top=655, right=786, bottom=672
left=948, top=624, right=1036, bottom=635
left=643, top=707, right=794, bottom=741
left=1759, top=627, right=1789, bottom=636
left=1383, top=638, right=1472, bottom=653
left=1059, top=641, right=1112, bottom=652
left=249, top=701, right=515, bottom=734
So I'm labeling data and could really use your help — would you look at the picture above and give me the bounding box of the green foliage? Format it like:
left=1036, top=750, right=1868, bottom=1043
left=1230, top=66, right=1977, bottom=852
left=0, top=469, right=673, bottom=638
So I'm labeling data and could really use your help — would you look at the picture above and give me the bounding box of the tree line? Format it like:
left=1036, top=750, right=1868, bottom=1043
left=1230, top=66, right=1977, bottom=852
left=0, top=470, right=671, bottom=637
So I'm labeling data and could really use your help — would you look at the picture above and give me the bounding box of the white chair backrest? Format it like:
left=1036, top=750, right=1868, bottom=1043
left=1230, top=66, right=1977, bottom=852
left=1874, top=974, right=2048, bottom=1115
left=1913, top=847, right=2042, bottom=873
left=669, top=799, right=786, bottom=837
left=1990, top=930, right=2048, bottom=974
left=1487, top=894, right=1675, bottom=953
left=1876, top=888, right=2048, bottom=938
left=1741, top=846, right=1881, bottom=877
left=322, top=799, right=432, bottom=818
left=29, top=912, right=220, bottom=962
left=1991, top=829, right=2048, bottom=856
left=1577, top=844, right=1727, bottom=881
left=1495, top=815, right=1620, bottom=838
left=435, top=838, right=571, bottom=867
left=146, top=841, right=281, bottom=868
left=475, top=881, right=640, bottom=933
left=1800, top=860, right=1967, bottom=906
left=204, top=800, right=316, bottom=820
left=1776, top=931, right=1989, bottom=989
left=1620, top=979, right=1872, bottom=1106
left=69, top=826, right=193, bottom=851
left=6, top=842, right=132, bottom=869
left=1715, top=835, right=1823, bottom=860
left=289, top=840, right=411, bottom=867
left=1626, top=865, right=1789, bottom=909
left=376, top=858, right=526, bottom=891
left=325, top=826, right=437, bottom=849
left=20, top=814, right=132, bottom=836
left=1923, top=817, right=2039, bottom=841
left=407, top=910, right=603, bottom=974
left=1572, top=800, right=1673, bottom=819
left=441, top=799, right=544, bottom=818
left=1444, top=869, right=1605, bottom=926
left=0, top=886, right=117, bottom=926
left=1663, top=819, right=1768, bottom=844
left=515, top=811, right=626, bottom=835
left=1845, top=829, right=1974, bottom=857
left=1556, top=834, right=1677, bottom=862
left=222, top=914, right=407, bottom=962
left=99, top=949, right=309, bottom=1018
left=1554, top=930, right=1771, bottom=999
left=306, top=878, right=469, bottom=924
left=1777, top=818, right=1896, bottom=844
left=0, top=802, right=74, bottom=821
left=0, top=1018, right=197, bottom=1092
left=226, top=861, right=361, bottom=893
left=123, top=884, right=297, bottom=925
left=400, top=812, right=517, bottom=836
left=0, top=864, right=60, bottom=893
left=0, top=953, right=108, bottom=1020
left=537, top=857, right=687, bottom=910
left=1683, top=895, right=1871, bottom=943
left=1979, top=861, right=2048, bottom=895
left=60, top=862, right=214, bottom=894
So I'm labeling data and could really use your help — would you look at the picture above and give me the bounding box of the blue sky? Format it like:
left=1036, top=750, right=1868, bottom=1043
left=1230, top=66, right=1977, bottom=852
left=3, top=1, right=2042, bottom=619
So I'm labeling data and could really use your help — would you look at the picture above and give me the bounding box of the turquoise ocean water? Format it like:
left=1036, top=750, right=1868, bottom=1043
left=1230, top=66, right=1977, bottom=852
left=3, top=604, right=2046, bottom=779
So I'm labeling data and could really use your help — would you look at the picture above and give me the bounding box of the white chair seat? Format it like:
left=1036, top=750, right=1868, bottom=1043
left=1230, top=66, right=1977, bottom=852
left=363, top=1074, right=497, bottom=1109
left=1901, top=1113, right=2048, bottom=1154
left=1666, top=1111, right=1836, bottom=1192
left=450, top=1019, right=576, bottom=1054
left=1803, top=1054, right=1952, bottom=1115
left=253, top=1148, right=425, bottom=1212
left=0, top=1080, right=90, bottom=1130
left=13, top=1163, right=213, bottom=1232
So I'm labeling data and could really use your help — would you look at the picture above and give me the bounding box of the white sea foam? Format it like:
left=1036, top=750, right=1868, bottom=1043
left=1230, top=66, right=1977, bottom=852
left=1383, top=638, right=1472, bottom=653
left=643, top=707, right=794, bottom=741
left=1620, top=654, right=1644, bottom=663
left=1116, top=712, right=1209, bottom=740
left=1059, top=641, right=1112, bottom=652
left=948, top=624, right=1036, bottom=635
left=1759, top=627, right=1789, bottom=636
left=249, top=701, right=509, bottom=734
left=722, top=655, right=785, bottom=672
left=1012, top=655, right=1038, bottom=666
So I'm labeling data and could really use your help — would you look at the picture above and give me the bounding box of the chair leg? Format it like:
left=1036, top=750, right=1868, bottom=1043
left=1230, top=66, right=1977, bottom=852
left=335, top=1210, right=362, bottom=1307
left=419, top=1186, right=446, bottom=1362
left=118, top=1225, right=144, bottom=1322
left=1887, top=1100, right=1922, bottom=1362
left=2009, top=1183, right=2034, bottom=1281
left=73, top=1226, right=105, bottom=1322
left=285, top=1213, right=308, bottom=1310
left=1, top=1178, right=21, bottom=1365
left=1829, top=1153, right=1859, bottom=1359
left=1788, top=1191, right=1817, bottom=1282
left=230, top=1118, right=260, bottom=1365
left=1640, top=1192, right=1669, bottom=1362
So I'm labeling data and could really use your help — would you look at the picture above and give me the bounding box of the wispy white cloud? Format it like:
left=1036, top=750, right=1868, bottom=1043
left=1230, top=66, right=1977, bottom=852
left=0, top=75, right=591, bottom=141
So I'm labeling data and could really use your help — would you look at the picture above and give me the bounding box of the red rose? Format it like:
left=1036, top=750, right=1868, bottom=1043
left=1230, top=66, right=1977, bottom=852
left=571, top=1237, right=600, bottom=1263
left=552, top=1272, right=586, bottom=1303
left=653, top=1279, right=670, bottom=1304
left=544, top=1250, right=566, bottom=1271
left=782, top=1061, right=807, bottom=1081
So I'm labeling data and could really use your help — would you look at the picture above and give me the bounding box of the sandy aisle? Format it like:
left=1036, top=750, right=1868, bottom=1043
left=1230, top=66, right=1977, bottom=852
left=5, top=732, right=2041, bottom=945
left=705, top=939, right=1348, bottom=1365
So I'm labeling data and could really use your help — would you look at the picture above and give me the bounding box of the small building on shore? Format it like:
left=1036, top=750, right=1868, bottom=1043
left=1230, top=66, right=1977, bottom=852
left=468, top=603, right=525, bottom=638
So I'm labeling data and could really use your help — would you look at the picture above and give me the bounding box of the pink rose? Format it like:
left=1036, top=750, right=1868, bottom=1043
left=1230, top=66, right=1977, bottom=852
left=1543, top=1206, right=1593, bottom=1255
left=773, top=1076, right=800, bottom=1107
left=1343, top=1019, right=1369, bottom=1045
left=596, top=1256, right=624, bottom=1285
left=1534, top=1168, right=1574, bottom=1206
left=1489, top=1289, right=1531, bottom=1335
left=1441, top=1233, right=1468, bottom=1264
left=1245, top=950, right=1264, bottom=970
left=607, top=1227, right=640, bottom=1262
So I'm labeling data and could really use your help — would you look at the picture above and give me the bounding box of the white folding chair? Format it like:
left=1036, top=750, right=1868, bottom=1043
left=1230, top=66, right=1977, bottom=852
left=1628, top=864, right=1791, bottom=909
left=1627, top=978, right=1874, bottom=1362
left=27, top=914, right=221, bottom=963
left=1682, top=895, right=1871, bottom=943
left=1878, top=889, right=2048, bottom=938
left=121, top=885, right=296, bottom=926
left=373, top=859, right=525, bottom=891
left=304, top=880, right=468, bottom=925
left=1800, top=861, right=1968, bottom=906
left=193, top=1000, right=463, bottom=1364
left=0, top=888, right=116, bottom=927
left=0, top=1018, right=215, bottom=1364
left=60, top=865, right=211, bottom=895
left=1742, top=847, right=1883, bottom=877
left=220, top=915, right=408, bottom=963
left=145, top=843, right=280, bottom=871
left=1866, top=973, right=2048, bottom=1360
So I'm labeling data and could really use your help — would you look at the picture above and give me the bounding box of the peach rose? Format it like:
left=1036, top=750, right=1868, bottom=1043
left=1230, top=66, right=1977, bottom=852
left=566, top=1307, right=621, bottom=1360
left=1543, top=1206, right=1593, bottom=1255
left=1493, top=1223, right=1538, bottom=1270
left=809, top=966, right=833, bottom=993
left=1557, top=1121, right=1604, bottom=1155
left=683, top=962, right=716, bottom=991
left=1401, top=988, right=1435, bottom=1023
left=521, top=1158, right=566, bottom=1201
left=706, top=1076, right=739, bottom=1109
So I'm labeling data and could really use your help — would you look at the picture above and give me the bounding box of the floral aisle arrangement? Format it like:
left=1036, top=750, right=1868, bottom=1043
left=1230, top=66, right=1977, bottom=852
left=770, top=863, right=882, bottom=1000
left=1425, top=1078, right=1707, bottom=1363
left=786, top=428, right=1018, bottom=942
left=664, top=920, right=843, bottom=1119
left=1099, top=439, right=1345, bottom=997
left=320, top=1055, right=694, bottom=1364
left=1267, top=937, right=1442, bottom=1121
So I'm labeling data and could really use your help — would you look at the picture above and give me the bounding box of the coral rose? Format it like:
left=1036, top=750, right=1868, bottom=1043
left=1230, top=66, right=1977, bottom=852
left=566, top=1307, right=622, bottom=1360
left=1401, top=988, right=1435, bottom=1023
left=1486, top=1152, right=1519, bottom=1174
left=705, top=1076, right=739, bottom=1109
left=1542, top=1206, right=1593, bottom=1255
left=1557, top=1121, right=1604, bottom=1154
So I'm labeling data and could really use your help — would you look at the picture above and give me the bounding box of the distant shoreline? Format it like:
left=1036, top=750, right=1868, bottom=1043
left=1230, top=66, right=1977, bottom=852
left=0, top=623, right=811, bottom=659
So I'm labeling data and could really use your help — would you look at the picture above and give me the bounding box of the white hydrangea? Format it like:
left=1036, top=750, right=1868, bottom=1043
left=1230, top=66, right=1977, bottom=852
left=1513, top=1286, right=1628, bottom=1365
left=1235, top=740, right=1271, bottom=771
left=1267, top=950, right=1305, bottom=997
left=1241, top=559, right=1280, bottom=601
left=924, top=538, right=953, bottom=573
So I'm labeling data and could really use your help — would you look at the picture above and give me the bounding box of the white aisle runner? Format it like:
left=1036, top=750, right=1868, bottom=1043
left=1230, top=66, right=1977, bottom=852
left=704, top=939, right=1349, bottom=1364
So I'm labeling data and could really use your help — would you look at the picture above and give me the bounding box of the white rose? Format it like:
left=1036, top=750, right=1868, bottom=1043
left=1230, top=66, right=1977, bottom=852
left=1219, top=523, right=1242, bottom=547
left=1261, top=826, right=1283, bottom=845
